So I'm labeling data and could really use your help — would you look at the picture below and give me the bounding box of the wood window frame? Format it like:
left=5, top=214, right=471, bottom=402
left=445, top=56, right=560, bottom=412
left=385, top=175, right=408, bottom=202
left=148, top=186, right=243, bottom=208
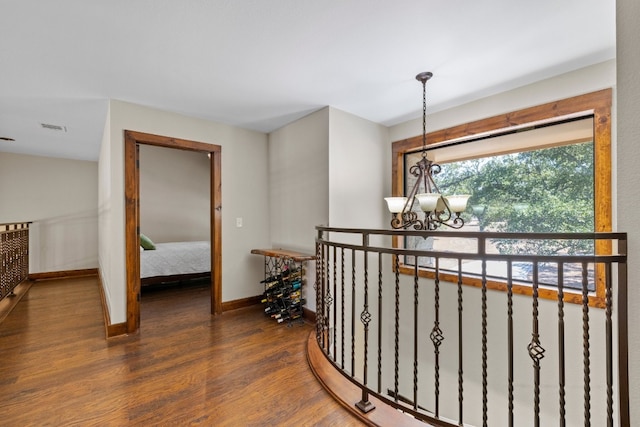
left=391, top=89, right=612, bottom=308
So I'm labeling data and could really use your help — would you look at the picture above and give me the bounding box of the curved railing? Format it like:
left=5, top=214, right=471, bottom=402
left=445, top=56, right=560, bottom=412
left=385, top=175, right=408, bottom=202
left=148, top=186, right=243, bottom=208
left=310, top=227, right=629, bottom=427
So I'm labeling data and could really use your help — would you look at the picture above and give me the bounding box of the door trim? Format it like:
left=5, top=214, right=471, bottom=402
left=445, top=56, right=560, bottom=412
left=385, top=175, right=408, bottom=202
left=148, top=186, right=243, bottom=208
left=124, top=130, right=222, bottom=334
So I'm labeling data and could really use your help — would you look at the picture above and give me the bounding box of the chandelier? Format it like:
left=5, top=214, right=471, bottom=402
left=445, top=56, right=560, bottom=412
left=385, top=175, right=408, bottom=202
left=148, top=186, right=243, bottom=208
left=385, top=72, right=470, bottom=230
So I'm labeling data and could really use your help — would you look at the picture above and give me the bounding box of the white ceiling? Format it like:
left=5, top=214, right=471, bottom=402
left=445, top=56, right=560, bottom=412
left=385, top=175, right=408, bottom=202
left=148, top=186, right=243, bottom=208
left=0, top=0, right=615, bottom=161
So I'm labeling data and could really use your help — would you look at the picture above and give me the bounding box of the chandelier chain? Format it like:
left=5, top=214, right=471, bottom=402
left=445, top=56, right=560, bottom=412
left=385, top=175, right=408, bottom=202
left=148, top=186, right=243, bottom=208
left=422, top=79, right=427, bottom=157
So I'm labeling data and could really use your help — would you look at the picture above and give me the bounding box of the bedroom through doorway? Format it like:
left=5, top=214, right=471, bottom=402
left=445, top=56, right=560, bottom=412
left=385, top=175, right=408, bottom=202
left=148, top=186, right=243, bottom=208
left=124, top=131, right=222, bottom=334
left=138, top=144, right=211, bottom=294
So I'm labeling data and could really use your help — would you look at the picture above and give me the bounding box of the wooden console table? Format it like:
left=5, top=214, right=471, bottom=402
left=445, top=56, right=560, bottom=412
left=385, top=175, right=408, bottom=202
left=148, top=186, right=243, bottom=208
left=250, top=248, right=315, bottom=262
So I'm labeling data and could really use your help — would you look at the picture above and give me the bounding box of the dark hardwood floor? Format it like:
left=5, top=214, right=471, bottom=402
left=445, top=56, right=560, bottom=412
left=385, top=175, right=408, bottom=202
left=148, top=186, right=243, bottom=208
left=0, top=277, right=363, bottom=426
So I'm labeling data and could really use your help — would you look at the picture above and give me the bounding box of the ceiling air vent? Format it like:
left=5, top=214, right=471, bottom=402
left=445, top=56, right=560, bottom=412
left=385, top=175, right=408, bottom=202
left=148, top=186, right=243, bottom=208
left=40, top=123, right=67, bottom=132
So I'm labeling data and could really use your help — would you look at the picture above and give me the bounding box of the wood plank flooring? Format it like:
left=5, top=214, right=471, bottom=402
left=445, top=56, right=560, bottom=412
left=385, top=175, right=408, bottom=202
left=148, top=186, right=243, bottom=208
left=0, top=277, right=364, bottom=426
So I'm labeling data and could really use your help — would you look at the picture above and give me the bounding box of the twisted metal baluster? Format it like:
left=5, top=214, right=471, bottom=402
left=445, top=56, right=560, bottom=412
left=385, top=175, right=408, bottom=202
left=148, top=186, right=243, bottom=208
left=377, top=252, right=383, bottom=394
left=458, top=258, right=464, bottom=424
left=315, top=242, right=322, bottom=343
left=430, top=258, right=444, bottom=417
left=413, top=261, right=419, bottom=410
left=341, top=248, right=345, bottom=369
left=481, top=259, right=488, bottom=427
left=507, top=261, right=514, bottom=427
left=356, top=239, right=374, bottom=413
left=351, top=249, right=356, bottom=376
left=582, top=262, right=591, bottom=427
left=332, top=247, right=338, bottom=361
left=605, top=262, right=613, bottom=427
left=528, top=262, right=545, bottom=427
left=326, top=246, right=334, bottom=357
left=394, top=255, right=400, bottom=403
left=557, top=262, right=566, bottom=426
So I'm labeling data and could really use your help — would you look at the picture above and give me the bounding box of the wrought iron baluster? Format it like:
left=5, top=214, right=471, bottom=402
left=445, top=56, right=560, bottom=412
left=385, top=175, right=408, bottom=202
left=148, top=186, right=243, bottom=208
left=351, top=249, right=356, bottom=376
left=341, top=248, right=345, bottom=369
left=557, top=262, right=566, bottom=426
left=321, top=245, right=328, bottom=350
left=481, top=258, right=488, bottom=427
left=324, top=250, right=333, bottom=350
left=377, top=252, right=383, bottom=394
left=356, top=235, right=374, bottom=413
left=528, top=262, right=545, bottom=427
left=315, top=242, right=322, bottom=343
left=430, top=258, right=444, bottom=417
left=413, top=260, right=419, bottom=410
left=582, top=262, right=591, bottom=427
left=507, top=260, right=514, bottom=427
left=394, top=255, right=400, bottom=403
left=457, top=258, right=464, bottom=425
left=332, top=246, right=337, bottom=360
left=605, top=262, right=613, bottom=427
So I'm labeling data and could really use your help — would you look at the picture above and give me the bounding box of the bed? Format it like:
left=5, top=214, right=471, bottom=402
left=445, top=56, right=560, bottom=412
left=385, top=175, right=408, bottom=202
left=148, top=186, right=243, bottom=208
left=140, top=240, right=211, bottom=286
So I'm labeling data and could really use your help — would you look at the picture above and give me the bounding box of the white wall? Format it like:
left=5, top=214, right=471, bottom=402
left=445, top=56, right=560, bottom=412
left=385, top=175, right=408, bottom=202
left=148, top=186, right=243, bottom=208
left=0, top=151, right=98, bottom=273
left=617, top=0, right=640, bottom=423
left=139, top=144, right=209, bottom=243
left=99, top=99, right=270, bottom=324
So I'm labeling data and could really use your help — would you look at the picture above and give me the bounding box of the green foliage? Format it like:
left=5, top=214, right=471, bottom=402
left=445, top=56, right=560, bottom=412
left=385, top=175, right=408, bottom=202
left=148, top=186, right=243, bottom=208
left=435, top=142, right=595, bottom=255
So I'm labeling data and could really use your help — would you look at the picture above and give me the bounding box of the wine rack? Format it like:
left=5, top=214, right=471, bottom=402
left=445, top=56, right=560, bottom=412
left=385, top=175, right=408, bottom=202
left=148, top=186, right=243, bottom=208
left=251, top=248, right=314, bottom=326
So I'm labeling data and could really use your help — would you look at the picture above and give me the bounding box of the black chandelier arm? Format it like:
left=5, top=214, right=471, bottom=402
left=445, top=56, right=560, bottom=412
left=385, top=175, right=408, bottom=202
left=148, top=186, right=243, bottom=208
left=390, top=212, right=425, bottom=230
left=437, top=214, right=466, bottom=230
left=434, top=207, right=453, bottom=224
left=424, top=214, right=440, bottom=231
left=409, top=163, right=423, bottom=178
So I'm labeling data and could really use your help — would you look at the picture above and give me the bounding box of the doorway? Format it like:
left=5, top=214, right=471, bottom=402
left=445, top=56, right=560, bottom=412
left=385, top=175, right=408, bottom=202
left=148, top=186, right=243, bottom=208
left=124, top=131, right=222, bottom=334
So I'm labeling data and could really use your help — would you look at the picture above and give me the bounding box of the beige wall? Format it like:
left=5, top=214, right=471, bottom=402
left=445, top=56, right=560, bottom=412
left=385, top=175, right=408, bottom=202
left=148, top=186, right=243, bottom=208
left=617, top=0, right=640, bottom=422
left=139, top=144, right=209, bottom=243
left=99, top=99, right=270, bottom=324
left=268, top=107, right=330, bottom=253
left=0, top=151, right=98, bottom=273
left=328, top=107, right=389, bottom=229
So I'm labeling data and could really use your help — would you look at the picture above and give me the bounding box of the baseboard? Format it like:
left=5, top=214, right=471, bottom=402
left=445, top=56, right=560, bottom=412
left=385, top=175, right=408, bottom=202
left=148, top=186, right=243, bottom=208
left=106, top=322, right=128, bottom=337
left=28, top=268, right=98, bottom=281
left=303, top=306, right=316, bottom=323
left=96, top=270, right=128, bottom=338
left=222, top=294, right=262, bottom=312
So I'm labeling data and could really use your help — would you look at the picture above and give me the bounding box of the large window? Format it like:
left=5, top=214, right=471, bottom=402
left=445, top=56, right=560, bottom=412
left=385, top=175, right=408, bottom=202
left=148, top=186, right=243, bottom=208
left=391, top=90, right=612, bottom=307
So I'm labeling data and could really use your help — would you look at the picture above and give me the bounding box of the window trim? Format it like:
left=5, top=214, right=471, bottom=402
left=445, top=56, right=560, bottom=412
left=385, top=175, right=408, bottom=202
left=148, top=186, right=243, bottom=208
left=391, top=89, right=612, bottom=308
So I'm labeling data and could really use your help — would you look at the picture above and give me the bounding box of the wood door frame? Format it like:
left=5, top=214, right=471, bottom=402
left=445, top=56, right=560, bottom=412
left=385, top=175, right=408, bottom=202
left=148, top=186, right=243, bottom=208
left=124, top=130, right=222, bottom=334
